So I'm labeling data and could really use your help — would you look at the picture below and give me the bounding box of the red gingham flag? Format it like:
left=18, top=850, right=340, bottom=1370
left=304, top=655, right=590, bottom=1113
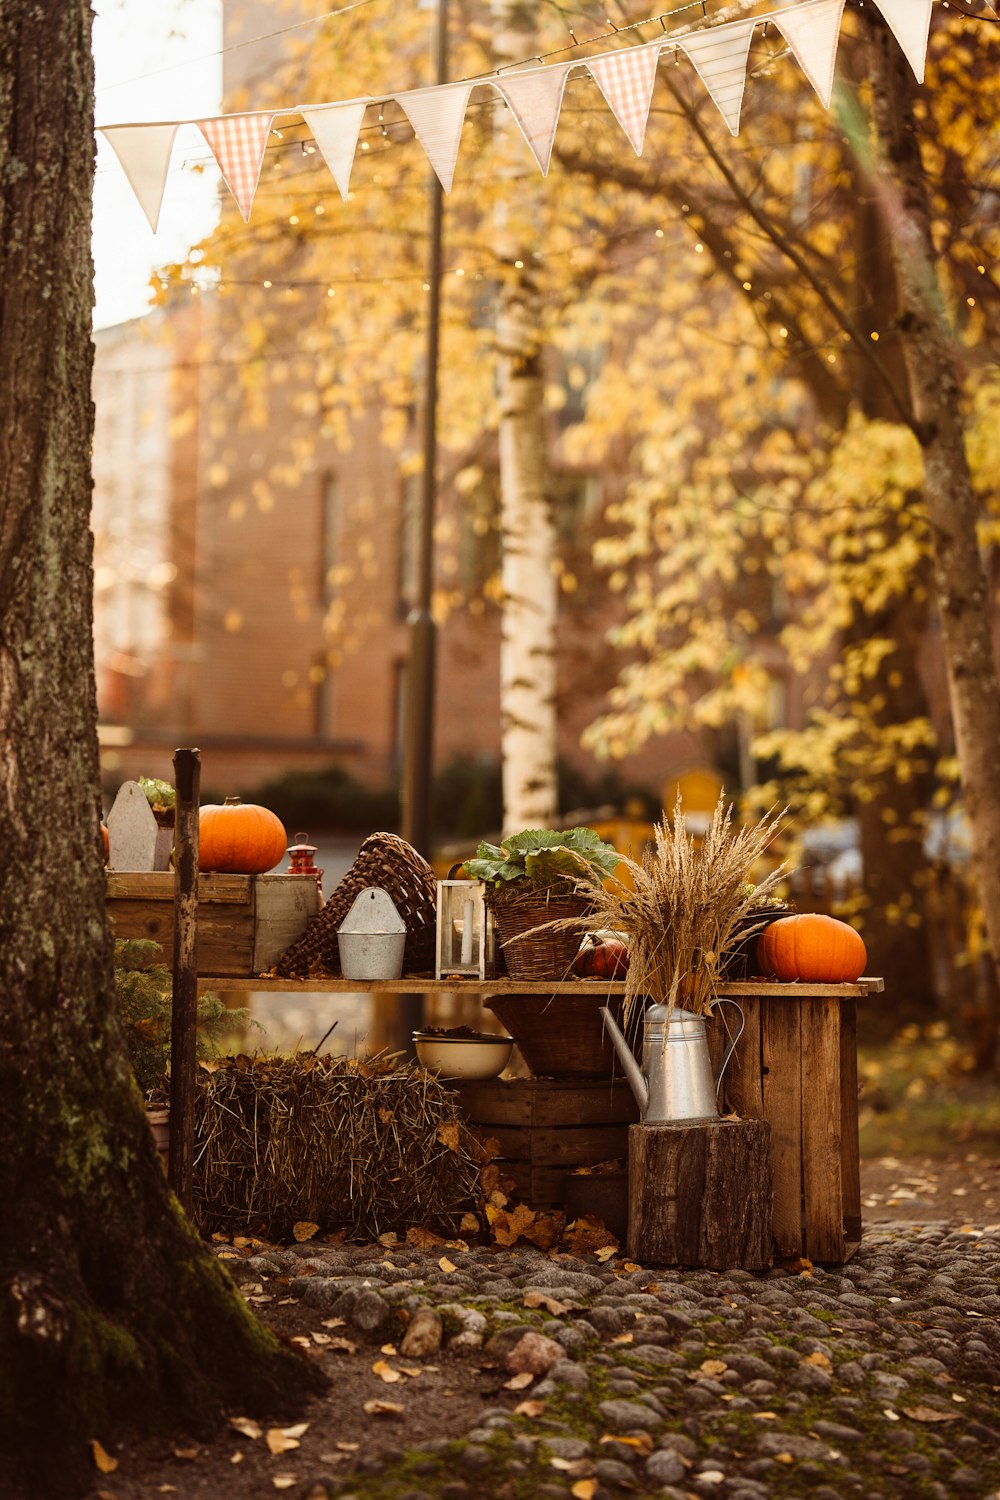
left=198, top=112, right=276, bottom=222
left=588, top=41, right=662, bottom=156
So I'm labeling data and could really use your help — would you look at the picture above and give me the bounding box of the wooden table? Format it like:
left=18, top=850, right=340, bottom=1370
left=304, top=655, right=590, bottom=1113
left=196, top=973, right=883, bottom=1264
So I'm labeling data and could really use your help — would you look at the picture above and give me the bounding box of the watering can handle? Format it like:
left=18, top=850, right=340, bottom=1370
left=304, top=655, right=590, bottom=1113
left=709, top=998, right=745, bottom=1100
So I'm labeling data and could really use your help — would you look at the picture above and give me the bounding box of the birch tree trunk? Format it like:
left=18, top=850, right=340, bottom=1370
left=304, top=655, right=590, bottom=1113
left=865, top=15, right=1000, bottom=1066
left=493, top=1, right=559, bottom=833
left=0, top=6, right=321, bottom=1493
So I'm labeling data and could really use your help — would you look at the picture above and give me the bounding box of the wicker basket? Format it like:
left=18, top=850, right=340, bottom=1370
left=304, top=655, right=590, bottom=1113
left=487, top=884, right=591, bottom=982
left=486, top=993, right=626, bottom=1078
left=271, top=832, right=438, bottom=978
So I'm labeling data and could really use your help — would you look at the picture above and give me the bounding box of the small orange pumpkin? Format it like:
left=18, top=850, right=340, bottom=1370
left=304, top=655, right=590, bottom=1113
left=199, top=796, right=287, bottom=875
left=756, top=913, right=866, bottom=984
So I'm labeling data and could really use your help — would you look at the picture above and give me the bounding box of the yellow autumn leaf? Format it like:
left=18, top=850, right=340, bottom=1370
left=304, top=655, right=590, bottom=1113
left=265, top=1429, right=301, bottom=1455
left=594, top=1245, right=618, bottom=1263
left=228, top=1416, right=262, bottom=1440
left=460, top=1212, right=480, bottom=1233
left=380, top=1343, right=397, bottom=1355
left=610, top=1332, right=634, bottom=1345
left=372, top=1360, right=402, bottom=1383
left=572, top=1482, right=599, bottom=1500
left=272, top=1476, right=297, bottom=1490
left=362, top=1399, right=404, bottom=1415
left=700, top=1358, right=728, bottom=1376
left=89, top=1440, right=118, bottom=1474
left=503, top=1371, right=535, bottom=1390
left=438, top=1256, right=457, bottom=1274
left=292, top=1221, right=319, bottom=1242
left=514, top=1399, right=546, bottom=1418
left=436, top=1119, right=461, bottom=1151
left=802, top=1351, right=832, bottom=1371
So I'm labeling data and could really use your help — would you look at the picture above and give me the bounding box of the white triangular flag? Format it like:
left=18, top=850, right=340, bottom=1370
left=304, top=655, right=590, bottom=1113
left=587, top=41, right=662, bottom=155
left=99, top=123, right=180, bottom=233
left=868, top=0, right=933, bottom=83
left=675, top=17, right=758, bottom=136
left=397, top=81, right=474, bottom=193
left=302, top=100, right=370, bottom=200
left=197, top=112, right=275, bottom=222
left=769, top=0, right=847, bottom=109
left=492, top=63, right=574, bottom=175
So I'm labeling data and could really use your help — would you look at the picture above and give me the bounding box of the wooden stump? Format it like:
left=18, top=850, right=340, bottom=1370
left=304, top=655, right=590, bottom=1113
left=627, top=1118, right=772, bottom=1270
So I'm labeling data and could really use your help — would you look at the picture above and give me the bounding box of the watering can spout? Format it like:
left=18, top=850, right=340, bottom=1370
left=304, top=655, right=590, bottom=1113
left=599, top=1005, right=648, bottom=1115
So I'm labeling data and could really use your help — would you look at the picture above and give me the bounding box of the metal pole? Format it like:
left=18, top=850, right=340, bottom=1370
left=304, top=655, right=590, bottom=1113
left=401, top=0, right=446, bottom=862
left=169, top=746, right=200, bottom=1211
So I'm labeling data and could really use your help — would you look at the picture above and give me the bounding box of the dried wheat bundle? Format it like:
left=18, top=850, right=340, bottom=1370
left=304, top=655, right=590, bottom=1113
left=190, top=1052, right=482, bottom=1241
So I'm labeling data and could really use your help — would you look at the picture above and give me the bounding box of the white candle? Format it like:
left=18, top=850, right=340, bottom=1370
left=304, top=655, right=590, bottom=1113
left=460, top=898, right=474, bottom=966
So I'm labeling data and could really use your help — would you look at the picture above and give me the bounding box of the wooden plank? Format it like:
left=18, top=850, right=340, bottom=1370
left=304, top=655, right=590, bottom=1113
left=801, top=999, right=846, bottom=1263
left=839, top=999, right=862, bottom=1246
left=192, top=975, right=881, bottom=996
left=109, top=899, right=254, bottom=977
left=722, top=995, right=764, bottom=1120
left=107, top=872, right=251, bottom=903
left=450, top=1077, right=639, bottom=1128
left=495, top=1162, right=568, bottom=1205
left=762, top=996, right=804, bottom=1258
left=471, top=1122, right=630, bottom=1167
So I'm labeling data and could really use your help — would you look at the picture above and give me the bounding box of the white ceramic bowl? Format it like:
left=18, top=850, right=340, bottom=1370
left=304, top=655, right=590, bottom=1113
left=413, top=1033, right=513, bottom=1080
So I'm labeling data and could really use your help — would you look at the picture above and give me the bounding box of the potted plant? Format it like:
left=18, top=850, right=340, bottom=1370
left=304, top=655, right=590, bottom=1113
left=463, top=826, right=621, bottom=982
left=463, top=827, right=624, bottom=1077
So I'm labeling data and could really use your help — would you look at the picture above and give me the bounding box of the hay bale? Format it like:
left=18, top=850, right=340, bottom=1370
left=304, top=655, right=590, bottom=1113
left=191, top=1054, right=481, bottom=1241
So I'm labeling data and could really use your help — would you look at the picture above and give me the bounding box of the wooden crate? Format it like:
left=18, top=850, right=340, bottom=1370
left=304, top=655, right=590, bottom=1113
left=450, top=1076, right=640, bottom=1208
left=106, top=872, right=319, bottom=978
left=711, top=989, right=866, bottom=1265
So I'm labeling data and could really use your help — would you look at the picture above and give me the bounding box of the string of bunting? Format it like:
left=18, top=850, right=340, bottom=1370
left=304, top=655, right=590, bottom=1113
left=99, top=0, right=935, bottom=232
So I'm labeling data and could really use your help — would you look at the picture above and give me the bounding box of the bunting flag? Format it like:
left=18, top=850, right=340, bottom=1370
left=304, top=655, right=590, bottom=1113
left=301, top=100, right=370, bottom=200
left=99, top=0, right=939, bottom=226
left=397, top=81, right=476, bottom=192
left=769, top=0, right=847, bottom=110
left=587, top=40, right=662, bottom=155
left=197, top=112, right=275, bottom=222
left=869, top=0, right=934, bottom=83
left=100, top=122, right=180, bottom=232
left=493, top=63, right=575, bottom=175
left=674, top=16, right=758, bottom=136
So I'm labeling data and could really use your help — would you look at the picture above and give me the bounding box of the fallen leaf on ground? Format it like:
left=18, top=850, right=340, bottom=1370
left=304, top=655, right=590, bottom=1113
left=229, top=1453, right=244, bottom=1465
left=699, top=1358, right=728, bottom=1376
left=572, top=1481, right=599, bottom=1500
left=436, top=1119, right=461, bottom=1151
left=292, top=1221, right=319, bottom=1242
left=378, top=1231, right=398, bottom=1247
left=326, top=1336, right=358, bottom=1355
left=802, top=1351, right=832, bottom=1371
left=171, top=1446, right=199, bottom=1461
left=491, top=1203, right=537, bottom=1248
left=902, top=1406, right=961, bottom=1424
left=594, top=1245, right=618, bottom=1263
left=438, top=1256, right=457, bottom=1274
left=89, top=1441, right=118, bottom=1474
left=228, top=1417, right=262, bottom=1440
left=372, top=1360, right=401, bottom=1383
left=460, top=1212, right=480, bottom=1233
left=503, top=1371, right=535, bottom=1390
left=380, top=1343, right=397, bottom=1355
left=362, top=1399, right=404, bottom=1415
left=523, top=1290, right=573, bottom=1316
left=271, top=1475, right=297, bottom=1490
left=407, top=1226, right=446, bottom=1250
left=601, top=1432, right=653, bottom=1455
left=611, top=1332, right=634, bottom=1345
left=514, top=1399, right=546, bottom=1418
left=321, top=1317, right=346, bottom=1329
left=265, top=1430, right=300, bottom=1456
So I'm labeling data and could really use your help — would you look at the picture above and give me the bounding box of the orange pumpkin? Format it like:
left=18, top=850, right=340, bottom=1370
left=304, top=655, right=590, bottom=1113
left=756, top=913, right=866, bottom=984
left=199, top=796, right=287, bottom=875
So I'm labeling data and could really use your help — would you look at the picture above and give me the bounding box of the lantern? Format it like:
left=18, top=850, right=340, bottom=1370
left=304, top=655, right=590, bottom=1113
left=435, top=879, right=497, bottom=981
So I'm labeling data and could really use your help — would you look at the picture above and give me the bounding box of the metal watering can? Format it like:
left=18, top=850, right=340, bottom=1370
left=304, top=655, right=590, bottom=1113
left=599, top=999, right=744, bottom=1123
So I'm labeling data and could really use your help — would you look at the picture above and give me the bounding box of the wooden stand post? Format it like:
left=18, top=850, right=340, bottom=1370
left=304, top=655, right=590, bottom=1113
left=627, top=1118, right=772, bottom=1270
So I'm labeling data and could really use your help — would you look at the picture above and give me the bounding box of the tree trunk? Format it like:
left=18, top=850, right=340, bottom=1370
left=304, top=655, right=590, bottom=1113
left=864, top=15, right=1000, bottom=1071
left=0, top=7, right=322, bottom=1496
left=493, top=0, right=559, bottom=834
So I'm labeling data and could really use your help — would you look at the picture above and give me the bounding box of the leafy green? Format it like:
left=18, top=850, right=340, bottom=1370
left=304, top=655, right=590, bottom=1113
left=138, top=775, right=175, bottom=812
left=463, top=827, right=620, bottom=887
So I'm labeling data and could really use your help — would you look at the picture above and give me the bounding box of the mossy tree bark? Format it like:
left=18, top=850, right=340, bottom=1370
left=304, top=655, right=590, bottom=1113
left=0, top=7, right=324, bottom=1497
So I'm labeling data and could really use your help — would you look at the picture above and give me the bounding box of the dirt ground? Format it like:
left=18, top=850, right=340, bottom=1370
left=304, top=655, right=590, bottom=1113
left=74, top=1152, right=1000, bottom=1500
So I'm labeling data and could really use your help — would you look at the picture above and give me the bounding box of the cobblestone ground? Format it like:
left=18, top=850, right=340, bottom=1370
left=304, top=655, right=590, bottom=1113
left=211, top=1219, right=1000, bottom=1500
